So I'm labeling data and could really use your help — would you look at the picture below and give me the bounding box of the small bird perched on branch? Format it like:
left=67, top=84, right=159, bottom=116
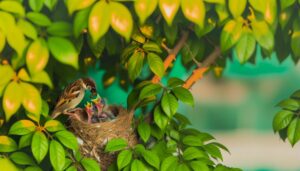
left=51, top=78, right=97, bottom=119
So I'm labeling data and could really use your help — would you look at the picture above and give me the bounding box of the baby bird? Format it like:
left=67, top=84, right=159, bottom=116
left=91, top=95, right=105, bottom=117
left=85, top=102, right=96, bottom=124
left=51, top=78, right=97, bottom=119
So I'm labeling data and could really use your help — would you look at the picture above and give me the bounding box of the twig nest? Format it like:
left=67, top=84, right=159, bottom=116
left=69, top=106, right=137, bottom=170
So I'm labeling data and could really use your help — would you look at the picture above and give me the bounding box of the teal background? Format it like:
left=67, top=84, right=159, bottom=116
left=86, top=49, right=300, bottom=171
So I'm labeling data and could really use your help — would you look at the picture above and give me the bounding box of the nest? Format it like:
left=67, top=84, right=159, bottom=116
left=69, top=106, right=137, bottom=170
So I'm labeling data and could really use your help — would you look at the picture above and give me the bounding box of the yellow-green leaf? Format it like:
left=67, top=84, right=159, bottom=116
left=31, top=71, right=53, bottom=88
left=134, top=0, right=158, bottom=24
left=147, top=53, right=164, bottom=78
left=89, top=1, right=110, bottom=43
left=17, top=19, right=38, bottom=40
left=49, top=140, right=65, bottom=171
left=292, top=21, right=300, bottom=57
left=109, top=2, right=133, bottom=41
left=235, top=30, right=256, bottom=63
left=280, top=0, right=296, bottom=11
left=249, top=0, right=277, bottom=24
left=29, top=0, right=44, bottom=12
left=3, top=81, right=23, bottom=121
left=47, top=36, right=78, bottom=69
left=181, top=0, right=205, bottom=27
left=26, top=38, right=49, bottom=74
left=252, top=20, right=274, bottom=51
left=159, top=0, right=180, bottom=26
left=0, top=11, right=15, bottom=34
left=6, top=25, right=26, bottom=56
left=18, top=68, right=31, bottom=82
left=0, top=158, right=19, bottom=171
left=44, top=120, right=65, bottom=132
left=9, top=120, right=36, bottom=135
left=0, top=136, right=18, bottom=152
left=66, top=0, right=95, bottom=15
left=20, top=82, right=42, bottom=115
left=229, top=0, right=246, bottom=18
left=0, top=29, right=5, bottom=52
left=0, top=65, right=15, bottom=87
left=27, top=12, right=52, bottom=27
left=0, top=1, right=25, bottom=17
left=220, top=19, right=243, bottom=52
left=31, top=131, right=48, bottom=163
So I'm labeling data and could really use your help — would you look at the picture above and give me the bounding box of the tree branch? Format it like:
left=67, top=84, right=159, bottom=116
left=183, top=47, right=221, bottom=89
left=151, top=31, right=189, bottom=83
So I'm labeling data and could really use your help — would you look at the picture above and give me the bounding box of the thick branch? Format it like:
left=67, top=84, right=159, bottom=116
left=151, top=31, right=189, bottom=83
left=183, top=47, right=221, bottom=89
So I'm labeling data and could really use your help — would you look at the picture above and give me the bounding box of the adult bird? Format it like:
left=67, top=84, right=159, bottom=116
left=51, top=78, right=97, bottom=119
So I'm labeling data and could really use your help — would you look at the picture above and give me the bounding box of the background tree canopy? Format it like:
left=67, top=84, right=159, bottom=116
left=0, top=0, right=299, bottom=170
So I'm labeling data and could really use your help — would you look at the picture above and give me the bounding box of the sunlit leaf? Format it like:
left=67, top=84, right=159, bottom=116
left=142, top=150, right=160, bottom=169
left=128, top=51, right=144, bottom=81
left=288, top=118, right=300, bottom=146
left=0, top=1, right=25, bottom=16
left=9, top=120, right=36, bottom=135
left=183, top=147, right=207, bottom=160
left=20, top=82, right=42, bottom=115
left=66, top=0, right=95, bottom=15
left=10, top=152, right=36, bottom=166
left=138, top=122, right=151, bottom=142
left=159, top=0, right=180, bottom=26
left=50, top=140, right=65, bottom=171
left=134, top=0, right=158, bottom=24
left=0, top=29, right=6, bottom=52
left=31, top=131, right=48, bottom=163
left=3, top=81, right=23, bottom=121
left=147, top=53, right=164, bottom=78
left=0, top=158, right=19, bottom=171
left=105, top=138, right=128, bottom=152
left=228, top=0, right=246, bottom=18
left=27, top=12, right=52, bottom=27
left=0, top=136, right=18, bottom=152
left=252, top=20, right=274, bottom=51
left=17, top=19, right=37, bottom=40
left=139, top=83, right=162, bottom=99
left=131, top=159, right=146, bottom=171
left=47, top=22, right=72, bottom=37
left=235, top=30, right=256, bottom=63
left=249, top=0, right=277, bottom=24
left=161, top=156, right=178, bottom=171
left=26, top=38, right=49, bottom=74
left=117, top=150, right=132, bottom=170
left=29, top=0, right=44, bottom=12
left=31, top=71, right=53, bottom=88
left=81, top=158, right=100, bottom=171
left=181, top=0, right=205, bottom=27
left=161, top=93, right=178, bottom=117
left=109, top=2, right=133, bottom=41
left=55, top=130, right=78, bottom=150
left=154, top=106, right=169, bottom=129
left=172, top=87, right=194, bottom=106
left=19, top=133, right=33, bottom=149
left=0, top=65, right=15, bottom=95
left=6, top=25, right=26, bottom=56
left=47, top=36, right=78, bottom=69
left=74, top=7, right=91, bottom=38
left=221, top=19, right=243, bottom=52
left=18, top=68, right=31, bottom=81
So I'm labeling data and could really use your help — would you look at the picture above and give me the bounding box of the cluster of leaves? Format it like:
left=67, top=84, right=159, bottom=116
left=0, top=116, right=100, bottom=171
left=273, top=90, right=300, bottom=146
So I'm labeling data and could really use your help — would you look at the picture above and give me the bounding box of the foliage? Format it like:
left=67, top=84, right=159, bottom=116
left=0, top=0, right=298, bottom=170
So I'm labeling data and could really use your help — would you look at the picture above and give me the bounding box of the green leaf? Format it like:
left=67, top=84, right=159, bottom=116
left=159, top=0, right=180, bottom=26
left=181, top=0, right=205, bottom=27
left=172, top=87, right=194, bottom=106
left=17, top=19, right=37, bottom=40
left=0, top=65, right=15, bottom=93
left=176, top=163, right=190, bottom=171
left=31, top=131, right=48, bottom=163
left=47, top=36, right=78, bottom=69
left=54, top=130, right=78, bottom=150
left=24, top=166, right=43, bottom=171
left=161, top=93, right=178, bottom=117
left=81, top=158, right=101, bottom=171
left=3, top=82, right=23, bottom=121
left=47, top=22, right=72, bottom=37
left=167, top=77, right=185, bottom=88
left=74, top=7, right=91, bottom=38
left=154, top=106, right=169, bottom=129
left=6, top=25, right=26, bottom=56
left=143, top=42, right=162, bottom=53
left=131, top=159, right=146, bottom=171
left=20, top=82, right=42, bottom=115
left=117, top=150, right=132, bottom=170
left=228, top=0, right=246, bottom=18
left=26, top=38, right=49, bottom=74
left=10, top=152, right=36, bottom=166
left=87, top=36, right=105, bottom=58
left=163, top=22, right=178, bottom=45
left=66, top=165, right=77, bottom=171
left=161, top=156, right=178, bottom=171
left=252, top=20, right=274, bottom=51
left=291, top=23, right=300, bottom=57
left=215, top=4, right=229, bottom=23
left=189, top=161, right=209, bottom=171
left=288, top=118, right=300, bottom=146
left=105, top=138, right=128, bottom=152
left=235, top=31, right=256, bottom=63
left=0, top=136, right=18, bottom=152
left=182, top=135, right=204, bottom=146
left=128, top=51, right=144, bottom=81
left=221, top=19, right=243, bottom=52
left=31, top=71, right=53, bottom=88
left=204, top=143, right=223, bottom=160
left=138, top=122, right=151, bottom=142
left=280, top=0, right=296, bottom=10
left=50, top=140, right=65, bottom=171
left=9, top=120, right=36, bottom=135
left=66, top=0, right=95, bottom=15
left=139, top=83, right=162, bottom=99
left=29, top=0, right=44, bottom=12
left=0, top=1, right=25, bottom=16
left=44, top=0, right=58, bottom=10
left=17, top=68, right=30, bottom=82
left=147, top=53, right=165, bottom=78
left=19, top=133, right=33, bottom=149
left=88, top=1, right=110, bottom=43
left=277, top=99, right=300, bottom=111
left=109, top=2, right=133, bottom=41
left=134, top=0, right=158, bottom=24
left=44, top=120, right=65, bottom=132
left=27, top=12, right=52, bottom=27
left=183, top=147, right=207, bottom=160
left=142, top=150, right=160, bottom=169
